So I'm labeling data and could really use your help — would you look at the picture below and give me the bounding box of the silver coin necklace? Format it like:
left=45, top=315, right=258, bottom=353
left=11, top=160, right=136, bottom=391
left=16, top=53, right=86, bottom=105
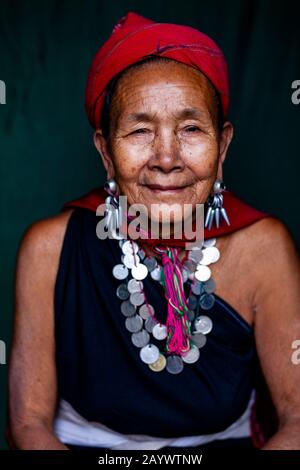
left=112, top=238, right=220, bottom=374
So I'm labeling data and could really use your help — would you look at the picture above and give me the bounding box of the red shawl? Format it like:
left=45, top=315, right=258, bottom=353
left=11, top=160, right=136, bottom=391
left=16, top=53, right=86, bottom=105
left=62, top=186, right=270, bottom=242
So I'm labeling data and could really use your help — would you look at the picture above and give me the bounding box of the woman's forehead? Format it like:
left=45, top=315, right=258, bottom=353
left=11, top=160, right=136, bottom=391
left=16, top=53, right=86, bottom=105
left=111, top=61, right=215, bottom=120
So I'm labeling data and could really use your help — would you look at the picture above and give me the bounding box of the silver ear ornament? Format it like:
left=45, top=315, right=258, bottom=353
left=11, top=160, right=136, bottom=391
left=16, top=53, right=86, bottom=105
left=104, top=178, right=125, bottom=240
left=205, top=179, right=230, bottom=230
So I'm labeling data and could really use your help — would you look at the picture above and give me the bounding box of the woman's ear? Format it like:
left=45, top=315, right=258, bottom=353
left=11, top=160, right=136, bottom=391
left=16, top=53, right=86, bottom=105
left=93, top=129, right=115, bottom=179
left=216, top=121, right=234, bottom=180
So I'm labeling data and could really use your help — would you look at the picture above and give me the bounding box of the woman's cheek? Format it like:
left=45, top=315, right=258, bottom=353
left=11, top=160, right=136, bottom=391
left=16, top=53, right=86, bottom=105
left=111, top=144, right=146, bottom=180
left=185, top=141, right=219, bottom=176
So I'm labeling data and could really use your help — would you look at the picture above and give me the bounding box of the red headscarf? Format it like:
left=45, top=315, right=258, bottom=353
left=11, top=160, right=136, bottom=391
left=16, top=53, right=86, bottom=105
left=85, top=11, right=229, bottom=129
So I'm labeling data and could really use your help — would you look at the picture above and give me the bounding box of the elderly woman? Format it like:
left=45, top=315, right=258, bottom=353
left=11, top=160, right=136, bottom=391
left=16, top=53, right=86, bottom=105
left=7, top=12, right=300, bottom=450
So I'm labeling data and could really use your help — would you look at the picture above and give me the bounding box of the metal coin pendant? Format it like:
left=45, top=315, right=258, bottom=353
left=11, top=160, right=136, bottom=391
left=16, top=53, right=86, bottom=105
left=131, top=263, right=148, bottom=280
left=208, top=246, right=220, bottom=263
left=200, top=246, right=220, bottom=265
left=149, top=354, right=167, bottom=372
left=145, top=316, right=158, bottom=333
left=166, top=355, right=184, bottom=374
left=130, top=291, right=145, bottom=306
left=188, top=249, right=203, bottom=264
left=199, top=293, right=215, bottom=310
left=131, top=329, right=150, bottom=348
left=203, top=238, right=216, bottom=247
left=204, top=278, right=216, bottom=294
left=182, top=345, right=200, bottom=364
left=190, top=332, right=207, bottom=348
left=195, top=265, right=211, bottom=282
left=123, top=253, right=139, bottom=269
left=194, top=315, right=213, bottom=334
left=120, top=300, right=136, bottom=317
left=152, top=323, right=167, bottom=340
left=191, top=281, right=205, bottom=296
left=187, top=295, right=198, bottom=310
left=113, top=264, right=129, bottom=280
left=116, top=284, right=130, bottom=300
left=127, top=279, right=143, bottom=294
left=122, top=240, right=138, bottom=255
left=140, top=344, right=160, bottom=364
left=183, top=259, right=197, bottom=272
left=143, top=256, right=157, bottom=272
left=138, top=248, right=146, bottom=260
left=125, top=314, right=143, bottom=333
left=139, top=304, right=154, bottom=320
left=150, top=266, right=162, bottom=281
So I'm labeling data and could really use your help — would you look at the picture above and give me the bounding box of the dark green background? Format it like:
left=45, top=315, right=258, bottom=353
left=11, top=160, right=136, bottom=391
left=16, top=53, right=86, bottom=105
left=0, top=0, right=299, bottom=450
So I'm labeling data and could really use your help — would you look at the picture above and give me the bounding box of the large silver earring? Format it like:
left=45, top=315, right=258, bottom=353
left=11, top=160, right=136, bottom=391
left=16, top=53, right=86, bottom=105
left=205, top=179, right=230, bottom=230
left=104, top=178, right=124, bottom=240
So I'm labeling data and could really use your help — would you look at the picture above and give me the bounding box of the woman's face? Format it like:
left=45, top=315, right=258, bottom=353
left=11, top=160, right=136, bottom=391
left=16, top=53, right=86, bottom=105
left=94, top=60, right=233, bottom=225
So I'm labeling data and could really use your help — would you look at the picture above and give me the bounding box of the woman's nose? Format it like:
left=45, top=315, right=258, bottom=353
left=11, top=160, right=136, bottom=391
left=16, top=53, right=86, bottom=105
left=147, top=129, right=184, bottom=174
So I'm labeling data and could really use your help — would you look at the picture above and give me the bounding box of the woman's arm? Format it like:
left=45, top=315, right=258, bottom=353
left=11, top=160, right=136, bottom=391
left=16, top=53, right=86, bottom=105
left=253, top=217, right=300, bottom=449
left=8, top=210, right=73, bottom=450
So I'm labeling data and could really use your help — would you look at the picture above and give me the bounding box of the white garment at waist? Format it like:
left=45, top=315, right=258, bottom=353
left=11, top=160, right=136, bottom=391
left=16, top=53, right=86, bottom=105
left=53, top=391, right=255, bottom=450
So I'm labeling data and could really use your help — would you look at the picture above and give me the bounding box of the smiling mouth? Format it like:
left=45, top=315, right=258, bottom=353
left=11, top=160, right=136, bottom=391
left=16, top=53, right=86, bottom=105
left=143, top=184, right=190, bottom=193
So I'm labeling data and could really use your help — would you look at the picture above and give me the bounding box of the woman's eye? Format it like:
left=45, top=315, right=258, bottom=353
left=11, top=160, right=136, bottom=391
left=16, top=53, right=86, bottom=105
left=184, top=126, right=201, bottom=133
left=131, top=128, right=149, bottom=134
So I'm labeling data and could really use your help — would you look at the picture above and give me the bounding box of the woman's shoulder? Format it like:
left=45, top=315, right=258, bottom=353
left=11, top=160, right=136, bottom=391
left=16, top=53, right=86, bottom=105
left=228, top=215, right=299, bottom=289
left=216, top=215, right=299, bottom=323
left=17, top=209, right=75, bottom=270
left=235, top=215, right=297, bottom=257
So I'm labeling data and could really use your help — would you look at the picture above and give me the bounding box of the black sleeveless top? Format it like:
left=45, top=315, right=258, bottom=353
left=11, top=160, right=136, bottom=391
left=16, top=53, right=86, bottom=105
left=54, top=208, right=257, bottom=438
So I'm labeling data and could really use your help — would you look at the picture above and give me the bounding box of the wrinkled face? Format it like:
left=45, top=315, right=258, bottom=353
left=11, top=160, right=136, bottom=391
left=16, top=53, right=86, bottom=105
left=95, top=60, right=232, bottom=225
